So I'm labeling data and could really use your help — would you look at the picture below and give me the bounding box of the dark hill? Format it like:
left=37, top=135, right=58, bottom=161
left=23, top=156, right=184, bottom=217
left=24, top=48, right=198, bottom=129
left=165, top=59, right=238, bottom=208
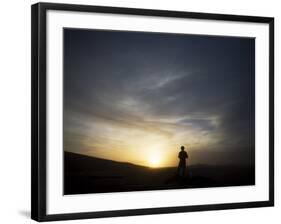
left=65, top=151, right=147, bottom=172
left=64, top=151, right=255, bottom=195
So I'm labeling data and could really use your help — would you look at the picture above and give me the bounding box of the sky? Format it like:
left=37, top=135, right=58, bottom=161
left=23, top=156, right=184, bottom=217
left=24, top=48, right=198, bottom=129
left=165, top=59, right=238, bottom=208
left=63, top=28, right=255, bottom=168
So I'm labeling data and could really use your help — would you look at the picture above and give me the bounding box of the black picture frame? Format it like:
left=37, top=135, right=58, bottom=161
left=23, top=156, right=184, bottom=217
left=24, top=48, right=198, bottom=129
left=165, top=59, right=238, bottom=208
left=31, top=2, right=274, bottom=222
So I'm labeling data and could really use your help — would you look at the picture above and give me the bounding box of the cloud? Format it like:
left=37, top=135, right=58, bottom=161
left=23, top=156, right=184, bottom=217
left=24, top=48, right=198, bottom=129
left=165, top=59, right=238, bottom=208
left=63, top=28, right=255, bottom=166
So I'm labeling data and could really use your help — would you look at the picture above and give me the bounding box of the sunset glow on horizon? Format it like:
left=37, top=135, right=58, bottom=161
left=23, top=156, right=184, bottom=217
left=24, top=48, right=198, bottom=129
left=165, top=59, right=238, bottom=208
left=64, top=112, right=222, bottom=167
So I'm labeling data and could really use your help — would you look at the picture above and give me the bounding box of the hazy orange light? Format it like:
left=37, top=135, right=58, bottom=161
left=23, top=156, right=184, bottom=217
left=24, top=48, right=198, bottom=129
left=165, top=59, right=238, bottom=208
left=148, top=152, right=162, bottom=167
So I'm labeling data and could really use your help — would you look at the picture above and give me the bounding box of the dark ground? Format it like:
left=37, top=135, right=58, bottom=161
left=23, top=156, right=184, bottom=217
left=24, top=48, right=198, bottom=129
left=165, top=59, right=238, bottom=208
left=64, top=151, right=255, bottom=195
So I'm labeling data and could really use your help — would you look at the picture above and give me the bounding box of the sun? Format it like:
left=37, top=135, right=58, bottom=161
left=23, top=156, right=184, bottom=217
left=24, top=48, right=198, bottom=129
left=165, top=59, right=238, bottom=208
left=148, top=153, right=162, bottom=168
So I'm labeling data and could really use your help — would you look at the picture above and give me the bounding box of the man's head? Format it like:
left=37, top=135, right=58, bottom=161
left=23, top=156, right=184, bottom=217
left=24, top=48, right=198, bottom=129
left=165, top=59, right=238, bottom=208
left=181, top=146, right=185, bottom=151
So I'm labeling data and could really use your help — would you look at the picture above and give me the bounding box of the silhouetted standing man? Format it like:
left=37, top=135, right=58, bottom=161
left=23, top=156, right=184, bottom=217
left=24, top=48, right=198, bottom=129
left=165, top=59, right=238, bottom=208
left=177, top=146, right=188, bottom=178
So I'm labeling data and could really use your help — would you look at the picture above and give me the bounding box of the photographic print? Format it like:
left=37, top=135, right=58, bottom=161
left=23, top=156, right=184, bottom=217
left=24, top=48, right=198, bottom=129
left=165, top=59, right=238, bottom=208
left=32, top=3, right=274, bottom=221
left=63, top=28, right=255, bottom=195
